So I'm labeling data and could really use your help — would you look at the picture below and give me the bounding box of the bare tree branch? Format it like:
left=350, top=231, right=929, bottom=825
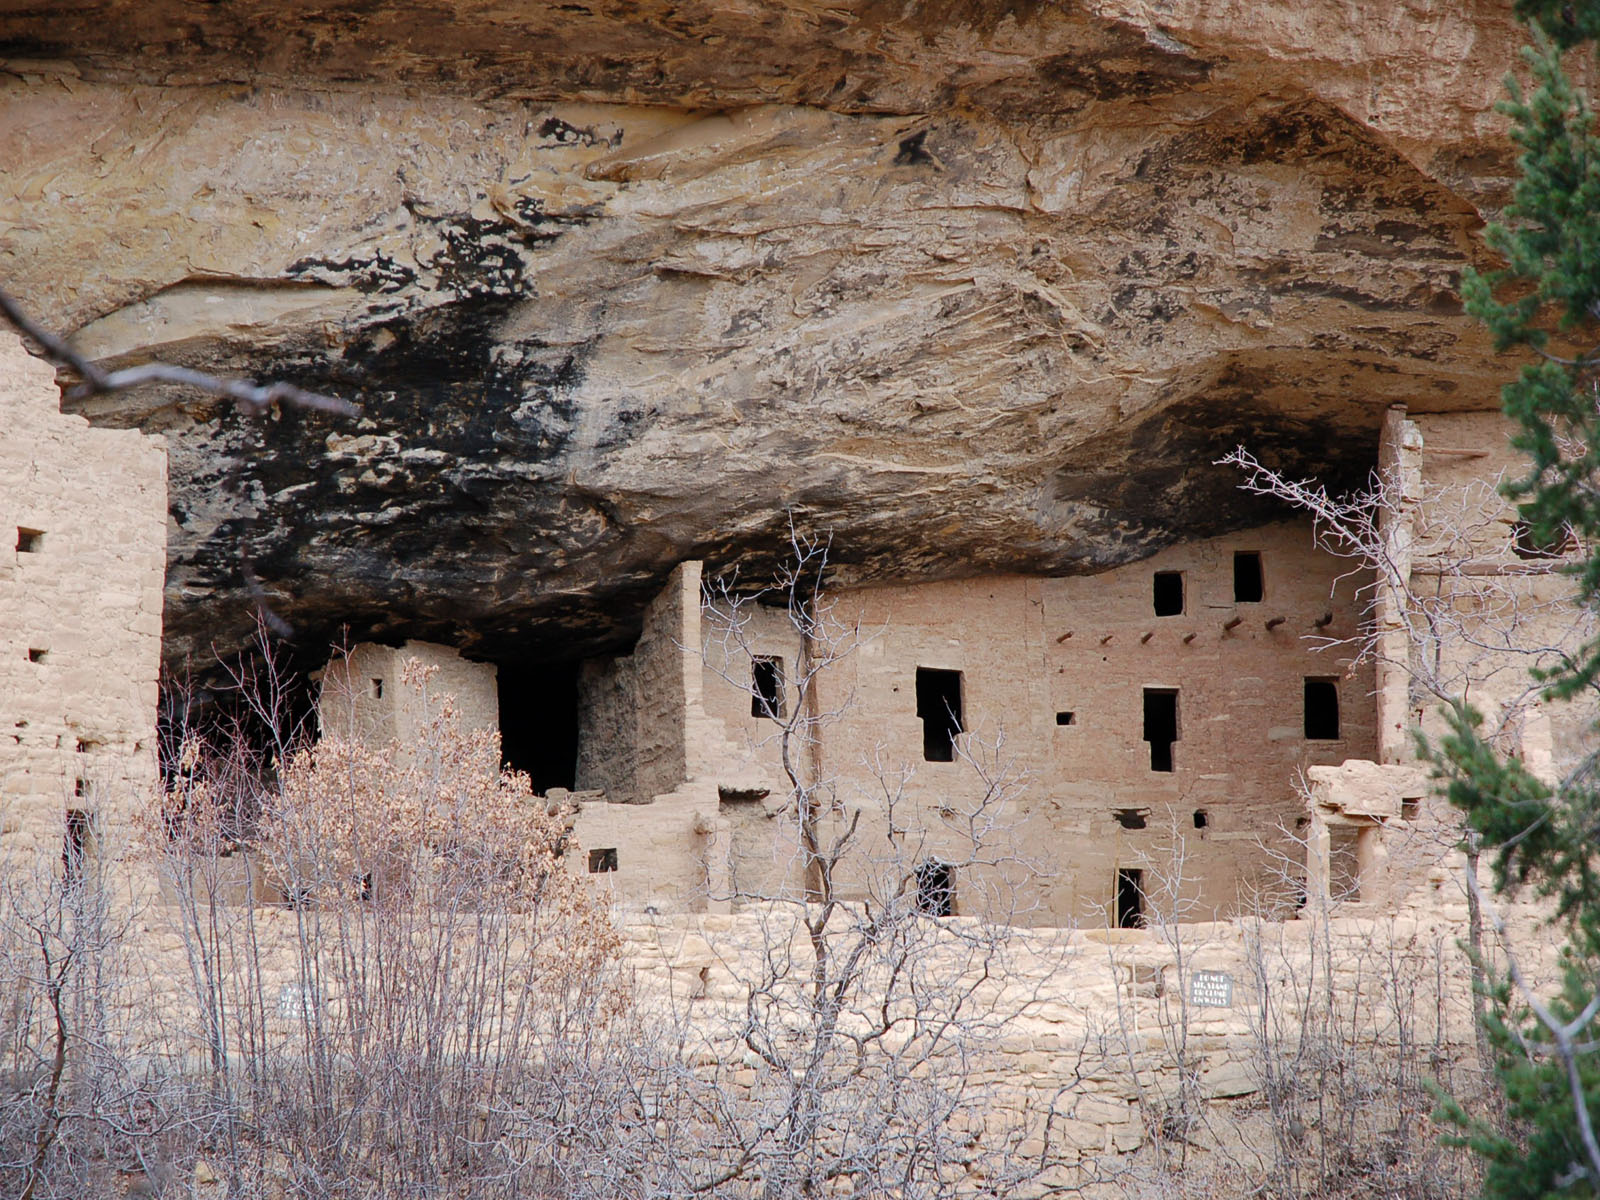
left=0, top=285, right=359, bottom=418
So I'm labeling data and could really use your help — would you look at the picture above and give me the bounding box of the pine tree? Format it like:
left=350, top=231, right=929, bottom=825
left=1434, top=5, right=1600, bottom=1196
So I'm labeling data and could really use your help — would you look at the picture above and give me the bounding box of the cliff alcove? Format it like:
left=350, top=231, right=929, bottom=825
left=0, top=0, right=1522, bottom=667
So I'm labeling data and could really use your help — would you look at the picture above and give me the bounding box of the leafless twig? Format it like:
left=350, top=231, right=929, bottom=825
left=0, top=285, right=358, bottom=418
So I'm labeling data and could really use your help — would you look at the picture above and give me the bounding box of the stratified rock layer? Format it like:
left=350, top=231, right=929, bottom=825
left=0, top=1, right=1519, bottom=664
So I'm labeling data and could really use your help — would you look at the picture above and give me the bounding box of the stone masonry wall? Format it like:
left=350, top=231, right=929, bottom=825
left=576, top=561, right=705, bottom=804
left=602, top=869, right=1554, bottom=1187
left=697, top=522, right=1377, bottom=926
left=0, top=329, right=165, bottom=869
left=318, top=639, right=499, bottom=747
left=1407, top=409, right=1600, bottom=769
left=100, top=857, right=1556, bottom=1195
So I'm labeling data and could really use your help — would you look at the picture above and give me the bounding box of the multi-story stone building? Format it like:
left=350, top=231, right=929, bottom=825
left=2, top=319, right=1584, bottom=930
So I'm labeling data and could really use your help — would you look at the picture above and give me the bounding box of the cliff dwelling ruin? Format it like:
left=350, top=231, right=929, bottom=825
left=5, top=316, right=1580, bottom=926
left=2, top=1, right=1597, bottom=1192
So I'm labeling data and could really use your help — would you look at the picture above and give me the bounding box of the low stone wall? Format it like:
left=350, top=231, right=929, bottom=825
left=5, top=837, right=1555, bottom=1196
left=605, top=869, right=1549, bottom=1185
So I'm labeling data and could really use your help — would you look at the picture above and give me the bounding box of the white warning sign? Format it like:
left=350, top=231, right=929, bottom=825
left=1190, top=970, right=1234, bottom=1008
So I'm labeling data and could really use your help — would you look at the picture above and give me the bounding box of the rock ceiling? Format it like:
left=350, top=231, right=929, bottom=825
left=0, top=0, right=1525, bottom=665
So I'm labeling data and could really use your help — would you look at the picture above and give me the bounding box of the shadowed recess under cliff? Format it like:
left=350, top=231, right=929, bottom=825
left=0, top=3, right=1515, bottom=667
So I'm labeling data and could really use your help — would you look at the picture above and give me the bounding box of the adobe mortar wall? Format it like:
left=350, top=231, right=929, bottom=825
left=0, top=329, right=165, bottom=866
left=318, top=639, right=500, bottom=746
left=1407, top=410, right=1600, bottom=771
left=698, top=522, right=1376, bottom=925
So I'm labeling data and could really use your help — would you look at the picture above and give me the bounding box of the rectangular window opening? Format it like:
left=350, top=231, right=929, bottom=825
left=1233, top=551, right=1264, bottom=603
left=588, top=847, right=618, bottom=874
left=915, top=860, right=954, bottom=917
left=1153, top=571, right=1184, bottom=617
left=27, top=649, right=48, bottom=664
left=370, top=678, right=384, bottom=700
left=1055, top=711, right=1076, bottom=726
left=1116, top=867, right=1145, bottom=929
left=751, top=656, right=785, bottom=719
left=63, top=809, right=92, bottom=885
left=1401, top=796, right=1421, bottom=822
left=1304, top=678, right=1340, bottom=740
left=16, top=528, right=43, bottom=554
left=915, top=668, right=963, bottom=763
left=1114, top=807, right=1149, bottom=831
left=1143, top=688, right=1178, bottom=773
left=1192, top=809, right=1208, bottom=829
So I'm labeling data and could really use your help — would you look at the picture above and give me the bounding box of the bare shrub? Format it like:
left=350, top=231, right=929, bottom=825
left=1088, top=818, right=1482, bottom=1200
left=148, top=654, right=629, bottom=1199
left=659, top=526, right=1094, bottom=1198
left=0, top=803, right=188, bottom=1199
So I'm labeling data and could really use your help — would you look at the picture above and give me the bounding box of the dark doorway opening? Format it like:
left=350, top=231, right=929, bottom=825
left=63, top=809, right=92, bottom=886
left=1513, top=519, right=1575, bottom=559
left=1233, top=551, right=1264, bottom=603
left=1153, top=571, right=1184, bottom=617
left=915, top=668, right=963, bottom=762
left=1304, top=678, right=1340, bottom=740
left=1116, top=867, right=1145, bottom=929
left=916, top=860, right=954, bottom=917
left=498, top=660, right=580, bottom=795
left=1143, top=688, right=1178, bottom=773
left=751, top=656, right=785, bottom=719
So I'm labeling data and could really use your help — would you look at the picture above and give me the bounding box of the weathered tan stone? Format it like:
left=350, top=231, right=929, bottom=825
left=0, top=329, right=165, bottom=873
left=0, top=0, right=1520, bottom=668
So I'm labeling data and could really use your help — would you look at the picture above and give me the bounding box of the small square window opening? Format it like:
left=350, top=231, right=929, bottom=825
left=1512, top=519, right=1577, bottom=560
left=27, top=649, right=47, bottom=664
left=16, top=528, right=43, bottom=554
left=588, top=847, right=618, bottom=873
left=1055, top=711, right=1076, bottom=726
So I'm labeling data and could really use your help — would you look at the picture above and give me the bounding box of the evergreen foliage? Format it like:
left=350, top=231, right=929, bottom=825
left=1438, top=3, right=1600, bottom=1195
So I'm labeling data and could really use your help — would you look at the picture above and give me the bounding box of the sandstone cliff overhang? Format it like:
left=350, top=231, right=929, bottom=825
left=0, top=1, right=1522, bottom=668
